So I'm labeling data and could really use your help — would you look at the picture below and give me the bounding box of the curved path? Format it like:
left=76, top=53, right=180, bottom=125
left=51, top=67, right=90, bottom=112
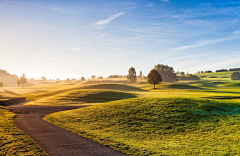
left=7, top=102, right=128, bottom=156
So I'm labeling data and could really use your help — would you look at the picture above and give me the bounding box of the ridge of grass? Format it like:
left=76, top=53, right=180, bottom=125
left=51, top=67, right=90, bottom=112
left=27, top=84, right=143, bottom=100
left=45, top=97, right=240, bottom=155
left=26, top=89, right=136, bottom=106
left=0, top=106, right=47, bottom=156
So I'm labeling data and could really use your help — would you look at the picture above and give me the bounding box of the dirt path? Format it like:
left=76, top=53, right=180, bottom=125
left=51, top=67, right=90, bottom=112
left=7, top=102, right=128, bottom=156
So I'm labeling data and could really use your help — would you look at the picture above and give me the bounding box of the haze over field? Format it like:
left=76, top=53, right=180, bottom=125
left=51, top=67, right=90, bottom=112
left=1, top=0, right=240, bottom=79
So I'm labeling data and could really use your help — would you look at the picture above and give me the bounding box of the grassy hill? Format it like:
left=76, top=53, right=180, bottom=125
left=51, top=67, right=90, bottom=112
left=194, top=71, right=233, bottom=80
left=46, top=97, right=240, bottom=155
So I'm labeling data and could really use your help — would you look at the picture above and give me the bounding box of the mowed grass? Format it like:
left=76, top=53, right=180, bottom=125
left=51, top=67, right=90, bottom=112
left=0, top=106, right=47, bottom=156
left=26, top=89, right=136, bottom=106
left=45, top=98, right=240, bottom=155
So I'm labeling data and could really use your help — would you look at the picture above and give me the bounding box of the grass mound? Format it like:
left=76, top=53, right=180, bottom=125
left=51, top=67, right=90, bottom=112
left=45, top=98, right=240, bottom=155
left=222, top=82, right=240, bottom=87
left=0, top=106, right=47, bottom=155
left=79, top=84, right=145, bottom=91
left=28, top=84, right=144, bottom=100
left=26, top=89, right=136, bottom=106
left=154, top=83, right=202, bottom=90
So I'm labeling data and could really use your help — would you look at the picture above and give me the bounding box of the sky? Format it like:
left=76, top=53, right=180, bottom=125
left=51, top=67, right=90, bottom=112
left=1, top=0, right=240, bottom=80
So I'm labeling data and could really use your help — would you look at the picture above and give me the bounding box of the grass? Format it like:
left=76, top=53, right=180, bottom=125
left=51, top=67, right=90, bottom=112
left=0, top=106, right=47, bottom=156
left=26, top=89, right=136, bottom=106
left=45, top=98, right=240, bottom=155
left=2, top=75, right=240, bottom=155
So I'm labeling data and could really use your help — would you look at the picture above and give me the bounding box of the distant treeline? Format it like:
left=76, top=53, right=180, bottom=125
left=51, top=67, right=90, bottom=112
left=0, top=69, right=18, bottom=87
left=108, top=75, right=125, bottom=78
left=178, top=74, right=200, bottom=81
left=198, top=68, right=240, bottom=73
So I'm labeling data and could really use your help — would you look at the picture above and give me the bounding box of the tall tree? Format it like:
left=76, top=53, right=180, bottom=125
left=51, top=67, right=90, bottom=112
left=20, top=73, right=27, bottom=88
left=154, top=64, right=178, bottom=82
left=139, top=71, right=143, bottom=78
left=91, top=75, right=96, bottom=80
left=127, top=67, right=137, bottom=83
left=147, top=69, right=162, bottom=89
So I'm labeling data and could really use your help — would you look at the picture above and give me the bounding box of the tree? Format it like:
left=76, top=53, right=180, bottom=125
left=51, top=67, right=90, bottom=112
left=0, top=81, right=3, bottom=87
left=127, top=67, right=137, bottom=83
left=147, top=69, right=162, bottom=89
left=180, top=72, right=185, bottom=76
left=41, top=76, right=46, bottom=81
left=81, top=77, right=85, bottom=81
left=154, top=64, right=178, bottom=82
left=231, top=71, right=240, bottom=80
left=17, top=79, right=21, bottom=87
left=91, top=75, right=96, bottom=80
left=20, top=73, right=27, bottom=88
left=139, top=71, right=143, bottom=78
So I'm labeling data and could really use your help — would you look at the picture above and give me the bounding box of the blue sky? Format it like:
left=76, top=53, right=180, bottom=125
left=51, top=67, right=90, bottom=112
left=1, top=0, right=240, bottom=79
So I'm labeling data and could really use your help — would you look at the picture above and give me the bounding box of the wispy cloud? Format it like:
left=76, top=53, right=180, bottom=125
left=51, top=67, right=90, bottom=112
left=97, top=34, right=106, bottom=38
left=147, top=2, right=154, bottom=7
left=173, top=34, right=240, bottom=51
left=95, top=12, right=125, bottom=29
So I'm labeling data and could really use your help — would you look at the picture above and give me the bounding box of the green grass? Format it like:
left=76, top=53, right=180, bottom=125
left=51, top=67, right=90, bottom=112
left=45, top=98, right=240, bottom=155
left=0, top=106, right=47, bottom=156
left=26, top=89, right=136, bottom=106
left=195, top=71, right=233, bottom=80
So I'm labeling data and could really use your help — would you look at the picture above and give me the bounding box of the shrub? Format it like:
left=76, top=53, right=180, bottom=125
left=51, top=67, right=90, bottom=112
left=231, top=71, right=240, bottom=80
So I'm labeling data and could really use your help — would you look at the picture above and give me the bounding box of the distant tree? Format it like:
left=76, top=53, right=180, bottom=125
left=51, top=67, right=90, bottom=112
left=204, top=70, right=212, bottom=73
left=201, top=71, right=203, bottom=73
left=20, top=73, right=27, bottom=88
left=127, top=67, right=137, bottom=83
left=91, top=75, right=96, bottom=80
left=231, top=71, right=240, bottom=80
left=67, top=78, right=70, bottom=81
left=180, top=72, right=185, bottom=76
left=147, top=69, right=162, bottom=89
left=176, top=71, right=180, bottom=75
left=97, top=76, right=103, bottom=79
left=81, top=77, right=85, bottom=81
left=17, top=79, right=21, bottom=87
left=155, top=64, right=178, bottom=82
left=139, top=71, right=143, bottom=78
left=229, top=68, right=240, bottom=71
left=56, top=81, right=59, bottom=84
left=0, top=81, right=3, bottom=87
left=41, top=76, right=46, bottom=81
left=178, top=74, right=200, bottom=81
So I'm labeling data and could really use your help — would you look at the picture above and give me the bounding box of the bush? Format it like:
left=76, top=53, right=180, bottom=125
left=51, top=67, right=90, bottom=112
left=231, top=71, right=240, bottom=80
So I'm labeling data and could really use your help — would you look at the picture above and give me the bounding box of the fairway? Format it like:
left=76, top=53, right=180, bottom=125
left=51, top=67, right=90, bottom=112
left=26, top=77, right=239, bottom=155
left=1, top=75, right=240, bottom=155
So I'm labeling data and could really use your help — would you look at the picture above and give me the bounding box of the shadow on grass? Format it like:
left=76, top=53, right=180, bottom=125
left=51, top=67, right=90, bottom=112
left=71, top=90, right=137, bottom=103
left=153, top=84, right=205, bottom=90
left=80, top=84, right=146, bottom=92
left=4, top=90, right=19, bottom=96
left=199, top=90, right=240, bottom=94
